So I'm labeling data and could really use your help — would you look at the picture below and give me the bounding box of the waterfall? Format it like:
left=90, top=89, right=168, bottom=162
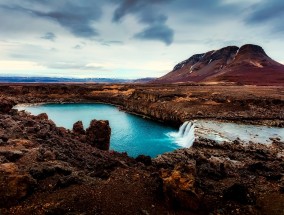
left=168, top=121, right=195, bottom=147
left=178, top=121, right=189, bottom=137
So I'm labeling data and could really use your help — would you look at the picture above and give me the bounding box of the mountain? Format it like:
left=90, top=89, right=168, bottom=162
left=133, top=77, right=156, bottom=83
left=154, top=44, right=284, bottom=85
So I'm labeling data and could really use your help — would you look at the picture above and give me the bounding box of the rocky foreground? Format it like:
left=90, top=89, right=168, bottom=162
left=0, top=84, right=284, bottom=214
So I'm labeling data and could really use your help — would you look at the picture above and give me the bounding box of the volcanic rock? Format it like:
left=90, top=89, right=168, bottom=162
left=73, top=120, right=85, bottom=135
left=135, top=155, right=152, bottom=166
left=0, top=99, right=15, bottom=113
left=0, top=149, right=23, bottom=162
left=0, top=163, right=36, bottom=207
left=86, top=120, right=111, bottom=150
left=36, top=113, right=48, bottom=121
left=160, top=162, right=201, bottom=211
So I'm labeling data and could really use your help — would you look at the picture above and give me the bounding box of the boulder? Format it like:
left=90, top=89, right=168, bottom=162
left=29, top=162, right=72, bottom=180
left=73, top=121, right=85, bottom=135
left=36, top=113, right=48, bottom=121
left=135, top=155, right=152, bottom=166
left=160, top=162, right=201, bottom=211
left=0, top=163, right=35, bottom=207
left=0, top=99, right=15, bottom=113
left=86, top=120, right=111, bottom=150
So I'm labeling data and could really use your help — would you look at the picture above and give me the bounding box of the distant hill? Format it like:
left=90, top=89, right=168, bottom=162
left=0, top=77, right=134, bottom=83
left=153, top=44, right=284, bottom=85
left=132, top=78, right=156, bottom=83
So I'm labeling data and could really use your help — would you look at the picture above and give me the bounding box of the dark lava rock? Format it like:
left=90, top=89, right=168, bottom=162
left=36, top=126, right=51, bottom=139
left=73, top=120, right=85, bottom=135
left=0, top=163, right=36, bottom=207
left=89, top=169, right=110, bottom=179
left=55, top=175, right=82, bottom=188
left=36, top=113, right=48, bottom=121
left=0, top=99, right=15, bottom=113
left=160, top=162, right=201, bottom=211
left=135, top=155, right=152, bottom=166
left=29, top=163, right=72, bottom=180
left=248, top=162, right=269, bottom=172
left=0, top=149, right=23, bottom=162
left=29, top=166, right=56, bottom=180
left=86, top=120, right=111, bottom=150
left=223, top=183, right=252, bottom=204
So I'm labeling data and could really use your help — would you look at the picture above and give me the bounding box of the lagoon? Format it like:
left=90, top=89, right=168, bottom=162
left=15, top=103, right=284, bottom=157
left=16, top=103, right=180, bottom=157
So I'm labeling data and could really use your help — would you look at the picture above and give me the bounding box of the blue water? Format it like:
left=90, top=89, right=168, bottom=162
left=16, top=103, right=180, bottom=157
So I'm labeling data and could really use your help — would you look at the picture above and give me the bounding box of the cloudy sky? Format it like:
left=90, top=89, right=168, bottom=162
left=0, top=0, right=283, bottom=79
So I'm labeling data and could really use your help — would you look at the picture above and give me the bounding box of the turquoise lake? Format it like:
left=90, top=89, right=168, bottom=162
left=16, top=103, right=180, bottom=157
left=16, top=103, right=283, bottom=158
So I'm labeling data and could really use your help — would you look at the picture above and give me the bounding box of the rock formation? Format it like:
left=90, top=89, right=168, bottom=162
left=73, top=120, right=85, bottom=135
left=86, top=119, right=111, bottom=150
left=0, top=99, right=15, bottom=113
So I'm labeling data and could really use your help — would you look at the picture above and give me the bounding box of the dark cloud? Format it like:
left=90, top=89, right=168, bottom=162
left=112, top=0, right=171, bottom=23
left=0, top=1, right=103, bottom=38
left=112, top=0, right=174, bottom=45
left=41, top=32, right=56, bottom=41
left=246, top=0, right=284, bottom=33
left=112, top=0, right=241, bottom=23
left=33, top=6, right=100, bottom=38
left=111, top=0, right=244, bottom=44
left=134, top=24, right=173, bottom=45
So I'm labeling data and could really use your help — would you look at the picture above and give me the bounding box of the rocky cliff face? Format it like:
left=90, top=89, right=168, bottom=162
left=154, top=44, right=284, bottom=85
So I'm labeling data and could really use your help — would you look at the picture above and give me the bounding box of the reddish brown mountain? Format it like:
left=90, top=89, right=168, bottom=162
left=154, top=44, right=284, bottom=85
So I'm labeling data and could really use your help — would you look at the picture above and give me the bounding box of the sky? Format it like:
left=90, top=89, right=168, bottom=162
left=0, top=0, right=283, bottom=79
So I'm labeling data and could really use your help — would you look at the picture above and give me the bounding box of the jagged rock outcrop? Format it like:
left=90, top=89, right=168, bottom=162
left=0, top=99, right=15, bottom=113
left=154, top=44, right=284, bottom=85
left=160, top=162, right=201, bottom=210
left=86, top=120, right=111, bottom=150
left=73, top=120, right=85, bottom=135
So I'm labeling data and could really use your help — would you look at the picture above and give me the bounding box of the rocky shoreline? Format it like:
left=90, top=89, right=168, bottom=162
left=0, top=83, right=284, bottom=214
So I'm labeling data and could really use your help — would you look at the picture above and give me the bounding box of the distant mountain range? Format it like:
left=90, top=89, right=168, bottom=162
left=153, top=44, right=284, bottom=85
left=0, top=76, right=155, bottom=83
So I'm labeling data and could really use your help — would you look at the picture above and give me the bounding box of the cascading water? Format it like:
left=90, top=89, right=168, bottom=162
left=178, top=121, right=189, bottom=136
left=168, top=121, right=195, bottom=147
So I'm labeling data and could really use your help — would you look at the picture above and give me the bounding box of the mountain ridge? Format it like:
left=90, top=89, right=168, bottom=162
left=154, top=44, right=284, bottom=85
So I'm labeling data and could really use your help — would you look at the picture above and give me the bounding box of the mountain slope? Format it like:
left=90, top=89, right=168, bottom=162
left=154, top=44, right=284, bottom=85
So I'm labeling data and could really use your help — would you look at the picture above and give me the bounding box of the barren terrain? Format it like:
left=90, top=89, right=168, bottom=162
left=0, top=83, right=283, bottom=215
